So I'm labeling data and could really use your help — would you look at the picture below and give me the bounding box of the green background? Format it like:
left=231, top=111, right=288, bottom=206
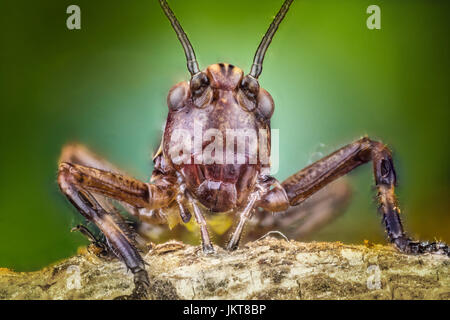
left=1, top=0, right=449, bottom=271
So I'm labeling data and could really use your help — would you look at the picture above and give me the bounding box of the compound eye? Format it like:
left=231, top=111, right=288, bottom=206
left=238, top=75, right=260, bottom=111
left=190, top=72, right=211, bottom=108
left=256, top=89, right=274, bottom=120
left=167, top=82, right=189, bottom=111
left=190, top=72, right=209, bottom=96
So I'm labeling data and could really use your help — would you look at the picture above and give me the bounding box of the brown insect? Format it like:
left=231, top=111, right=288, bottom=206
left=57, top=0, right=449, bottom=299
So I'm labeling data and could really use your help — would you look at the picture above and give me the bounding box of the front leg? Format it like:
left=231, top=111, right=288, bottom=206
left=187, top=193, right=215, bottom=254
left=58, top=154, right=177, bottom=299
left=226, top=176, right=291, bottom=250
left=260, top=137, right=449, bottom=256
left=227, top=192, right=260, bottom=251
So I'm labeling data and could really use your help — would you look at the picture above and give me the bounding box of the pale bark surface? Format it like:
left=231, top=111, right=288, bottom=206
left=0, top=238, right=448, bottom=300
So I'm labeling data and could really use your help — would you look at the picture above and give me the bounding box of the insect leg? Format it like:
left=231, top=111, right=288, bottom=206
left=187, top=193, right=215, bottom=254
left=71, top=224, right=110, bottom=254
left=58, top=161, right=175, bottom=210
left=59, top=143, right=145, bottom=216
left=226, top=192, right=259, bottom=251
left=272, top=137, right=448, bottom=256
left=58, top=170, right=149, bottom=298
left=58, top=145, right=177, bottom=299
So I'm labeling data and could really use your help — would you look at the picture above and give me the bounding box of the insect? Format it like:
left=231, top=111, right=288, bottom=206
left=57, top=0, right=449, bottom=299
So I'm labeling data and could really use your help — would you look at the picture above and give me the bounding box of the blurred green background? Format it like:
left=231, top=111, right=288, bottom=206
left=1, top=0, right=449, bottom=271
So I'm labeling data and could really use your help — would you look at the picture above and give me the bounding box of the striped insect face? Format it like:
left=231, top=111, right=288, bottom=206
left=162, top=63, right=274, bottom=212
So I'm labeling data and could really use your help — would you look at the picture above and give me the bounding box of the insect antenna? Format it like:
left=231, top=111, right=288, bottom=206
left=159, top=0, right=200, bottom=75
left=249, top=0, right=294, bottom=79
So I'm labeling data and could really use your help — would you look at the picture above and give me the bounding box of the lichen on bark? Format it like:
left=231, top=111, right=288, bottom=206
left=0, top=238, right=448, bottom=300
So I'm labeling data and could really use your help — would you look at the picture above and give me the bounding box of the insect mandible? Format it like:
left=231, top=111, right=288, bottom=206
left=57, top=0, right=449, bottom=299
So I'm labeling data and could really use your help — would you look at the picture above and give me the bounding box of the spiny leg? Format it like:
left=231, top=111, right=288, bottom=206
left=60, top=143, right=149, bottom=246
left=61, top=143, right=157, bottom=249
left=278, top=137, right=449, bottom=256
left=60, top=143, right=144, bottom=217
left=58, top=144, right=177, bottom=298
left=58, top=171, right=149, bottom=298
left=71, top=224, right=109, bottom=255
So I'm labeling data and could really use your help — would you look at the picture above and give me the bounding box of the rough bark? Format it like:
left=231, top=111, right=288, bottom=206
left=0, top=238, right=448, bottom=300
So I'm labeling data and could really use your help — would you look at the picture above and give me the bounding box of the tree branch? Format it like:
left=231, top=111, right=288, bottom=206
left=0, top=238, right=448, bottom=299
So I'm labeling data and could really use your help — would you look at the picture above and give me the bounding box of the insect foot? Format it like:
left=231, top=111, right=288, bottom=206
left=202, top=243, right=215, bottom=255
left=393, top=237, right=450, bottom=257
left=71, top=225, right=110, bottom=258
left=114, top=269, right=150, bottom=300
